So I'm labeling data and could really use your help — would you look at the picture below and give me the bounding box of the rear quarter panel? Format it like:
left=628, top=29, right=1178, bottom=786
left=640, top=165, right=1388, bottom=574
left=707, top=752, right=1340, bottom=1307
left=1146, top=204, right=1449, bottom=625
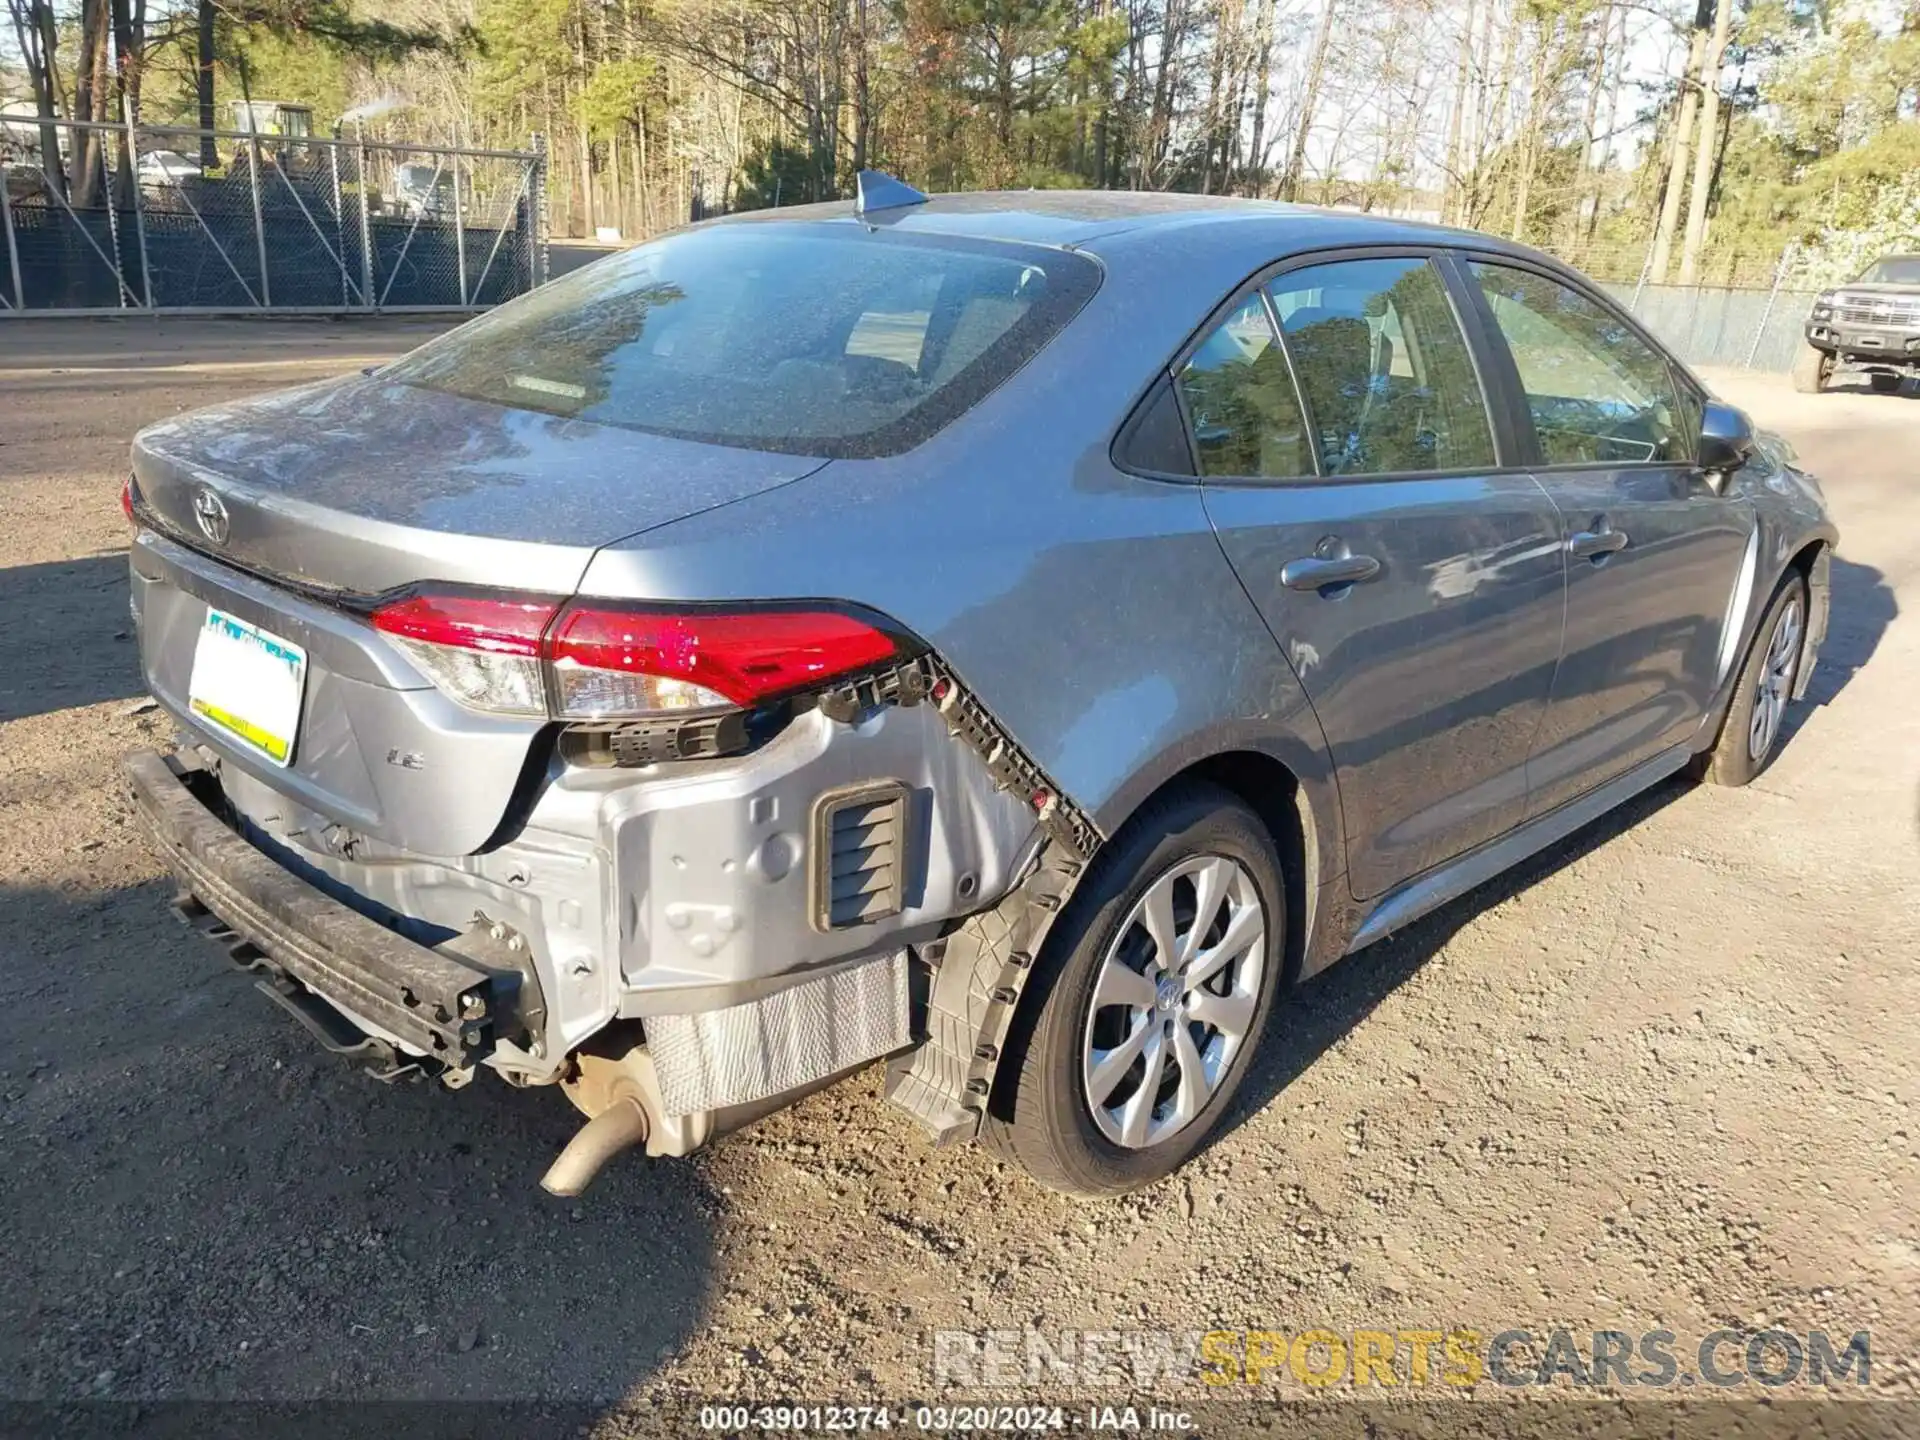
left=574, top=229, right=1346, bottom=889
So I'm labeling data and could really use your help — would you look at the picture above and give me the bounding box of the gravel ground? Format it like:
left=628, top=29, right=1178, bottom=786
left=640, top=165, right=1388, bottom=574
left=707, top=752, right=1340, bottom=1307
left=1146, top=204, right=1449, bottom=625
left=0, top=319, right=1915, bottom=1429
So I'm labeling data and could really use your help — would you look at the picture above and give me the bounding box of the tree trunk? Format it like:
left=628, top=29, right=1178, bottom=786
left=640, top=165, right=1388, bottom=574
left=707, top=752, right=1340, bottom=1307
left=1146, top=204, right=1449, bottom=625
left=608, top=125, right=624, bottom=236
left=1280, top=0, right=1336, bottom=200
left=1510, top=23, right=1547, bottom=241
left=71, top=0, right=112, bottom=208
left=1199, top=0, right=1228, bottom=192
left=577, top=124, right=596, bottom=235
left=1586, top=4, right=1624, bottom=242
left=641, top=112, right=656, bottom=234
left=852, top=0, right=869, bottom=173
left=1571, top=2, right=1610, bottom=243
left=1441, top=0, right=1477, bottom=223
left=1244, top=0, right=1276, bottom=193
left=1677, top=0, right=1734, bottom=285
left=1649, top=8, right=1710, bottom=285
left=1476, top=2, right=1520, bottom=229
left=9, top=0, right=68, bottom=195
left=109, top=0, right=142, bottom=205
left=196, top=0, right=216, bottom=169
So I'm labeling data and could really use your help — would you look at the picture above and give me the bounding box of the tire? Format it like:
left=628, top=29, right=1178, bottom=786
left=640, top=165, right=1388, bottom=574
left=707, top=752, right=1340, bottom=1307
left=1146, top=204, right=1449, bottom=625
left=1690, top=572, right=1810, bottom=787
left=1869, top=372, right=1902, bottom=395
left=1790, top=343, right=1830, bottom=394
left=981, top=782, right=1285, bottom=1197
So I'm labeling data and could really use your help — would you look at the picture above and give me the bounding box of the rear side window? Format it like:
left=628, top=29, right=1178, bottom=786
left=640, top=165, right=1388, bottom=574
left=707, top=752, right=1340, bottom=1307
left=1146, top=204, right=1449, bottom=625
left=1174, top=294, right=1312, bottom=478
left=383, top=225, right=1100, bottom=458
left=1469, top=261, right=1691, bottom=465
left=1269, top=256, right=1495, bottom=476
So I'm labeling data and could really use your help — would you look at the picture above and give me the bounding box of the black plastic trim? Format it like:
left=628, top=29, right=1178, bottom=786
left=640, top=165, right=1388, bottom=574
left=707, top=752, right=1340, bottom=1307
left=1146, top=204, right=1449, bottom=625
left=1111, top=372, right=1197, bottom=478
left=125, top=749, right=503, bottom=1064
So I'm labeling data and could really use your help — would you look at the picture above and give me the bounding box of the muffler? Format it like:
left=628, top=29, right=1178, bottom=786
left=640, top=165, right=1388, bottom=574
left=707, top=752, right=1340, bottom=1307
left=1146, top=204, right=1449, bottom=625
left=539, top=1040, right=714, bottom=1195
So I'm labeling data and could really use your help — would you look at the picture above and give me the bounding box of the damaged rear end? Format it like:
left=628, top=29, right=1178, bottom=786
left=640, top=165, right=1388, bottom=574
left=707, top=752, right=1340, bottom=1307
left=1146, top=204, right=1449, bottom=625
left=123, top=218, right=1103, bottom=1191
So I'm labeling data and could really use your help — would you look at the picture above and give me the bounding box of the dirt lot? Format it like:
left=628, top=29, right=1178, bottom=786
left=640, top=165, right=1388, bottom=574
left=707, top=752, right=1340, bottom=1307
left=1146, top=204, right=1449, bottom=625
left=0, top=318, right=1915, bottom=1427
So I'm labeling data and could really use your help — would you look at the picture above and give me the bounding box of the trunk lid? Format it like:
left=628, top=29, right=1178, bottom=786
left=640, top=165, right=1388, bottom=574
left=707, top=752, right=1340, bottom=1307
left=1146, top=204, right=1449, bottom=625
left=130, top=374, right=827, bottom=857
left=130, top=373, right=827, bottom=596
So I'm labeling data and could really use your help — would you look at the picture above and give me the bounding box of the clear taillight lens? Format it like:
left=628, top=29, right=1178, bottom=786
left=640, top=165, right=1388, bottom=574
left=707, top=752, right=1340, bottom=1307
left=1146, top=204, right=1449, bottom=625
left=371, top=592, right=557, bottom=717
left=369, top=591, right=910, bottom=722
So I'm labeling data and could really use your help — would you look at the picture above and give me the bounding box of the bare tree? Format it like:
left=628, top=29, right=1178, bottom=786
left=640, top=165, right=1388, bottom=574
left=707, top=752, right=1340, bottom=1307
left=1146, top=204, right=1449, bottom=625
left=1440, top=0, right=1477, bottom=222
left=1279, top=0, right=1335, bottom=199
left=1676, top=0, right=1733, bottom=284
left=1649, top=0, right=1710, bottom=284
left=5, top=0, right=67, bottom=194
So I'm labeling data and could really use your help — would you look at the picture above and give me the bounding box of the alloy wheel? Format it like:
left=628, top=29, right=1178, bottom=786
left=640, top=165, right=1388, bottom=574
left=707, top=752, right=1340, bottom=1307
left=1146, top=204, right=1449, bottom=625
left=1080, top=855, right=1267, bottom=1149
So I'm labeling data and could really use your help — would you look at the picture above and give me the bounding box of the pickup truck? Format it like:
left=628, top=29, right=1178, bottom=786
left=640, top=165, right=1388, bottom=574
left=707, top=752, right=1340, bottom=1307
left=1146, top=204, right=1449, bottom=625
left=1796, top=254, right=1920, bottom=395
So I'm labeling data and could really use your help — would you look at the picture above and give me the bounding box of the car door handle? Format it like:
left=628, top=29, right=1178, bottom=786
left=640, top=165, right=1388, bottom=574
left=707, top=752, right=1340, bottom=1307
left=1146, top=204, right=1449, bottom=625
left=1567, top=527, right=1630, bottom=560
left=1280, top=554, right=1382, bottom=591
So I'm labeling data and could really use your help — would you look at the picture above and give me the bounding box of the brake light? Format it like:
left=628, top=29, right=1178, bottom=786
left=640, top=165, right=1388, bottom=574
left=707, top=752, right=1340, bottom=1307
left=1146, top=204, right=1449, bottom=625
left=121, top=475, right=137, bottom=527
left=369, top=591, right=910, bottom=721
left=546, top=605, right=901, bottom=718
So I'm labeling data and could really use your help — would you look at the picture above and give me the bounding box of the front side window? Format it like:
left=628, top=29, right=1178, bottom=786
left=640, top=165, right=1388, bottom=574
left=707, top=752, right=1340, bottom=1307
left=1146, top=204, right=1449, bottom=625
left=1269, top=256, right=1495, bottom=476
left=1469, top=261, right=1690, bottom=465
left=1173, top=294, right=1311, bottom=478
left=382, top=225, right=1100, bottom=458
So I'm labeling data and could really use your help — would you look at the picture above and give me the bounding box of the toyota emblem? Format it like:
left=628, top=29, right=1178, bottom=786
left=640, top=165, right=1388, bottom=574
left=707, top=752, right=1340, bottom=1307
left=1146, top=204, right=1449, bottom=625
left=192, top=487, right=230, bottom=546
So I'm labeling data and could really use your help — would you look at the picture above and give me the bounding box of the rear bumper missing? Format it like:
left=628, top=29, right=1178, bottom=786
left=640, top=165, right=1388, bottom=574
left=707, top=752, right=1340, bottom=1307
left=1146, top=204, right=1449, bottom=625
left=124, top=749, right=506, bottom=1069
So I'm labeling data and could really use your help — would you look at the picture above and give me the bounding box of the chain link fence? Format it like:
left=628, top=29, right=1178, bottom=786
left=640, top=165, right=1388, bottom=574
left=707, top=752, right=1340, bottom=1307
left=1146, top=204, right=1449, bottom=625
left=1542, top=235, right=1819, bottom=376
left=0, top=115, right=546, bottom=315
left=0, top=122, right=1838, bottom=375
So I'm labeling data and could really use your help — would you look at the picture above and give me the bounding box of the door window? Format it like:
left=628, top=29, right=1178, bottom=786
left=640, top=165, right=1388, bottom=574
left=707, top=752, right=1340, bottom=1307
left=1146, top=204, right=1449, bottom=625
left=1173, top=294, right=1312, bottom=478
left=1469, top=261, right=1691, bottom=466
left=1268, top=257, right=1495, bottom=476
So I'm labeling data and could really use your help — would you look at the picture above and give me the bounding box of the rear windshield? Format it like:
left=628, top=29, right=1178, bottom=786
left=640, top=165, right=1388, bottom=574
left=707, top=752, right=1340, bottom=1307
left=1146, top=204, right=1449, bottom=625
left=1855, top=257, right=1920, bottom=285
left=384, top=224, right=1101, bottom=458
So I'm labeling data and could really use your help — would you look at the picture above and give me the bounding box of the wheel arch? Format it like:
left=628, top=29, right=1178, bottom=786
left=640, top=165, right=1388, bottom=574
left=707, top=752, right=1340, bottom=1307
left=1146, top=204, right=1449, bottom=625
left=1699, top=527, right=1834, bottom=759
left=1785, top=535, right=1834, bottom=701
left=1103, top=746, right=1330, bottom=992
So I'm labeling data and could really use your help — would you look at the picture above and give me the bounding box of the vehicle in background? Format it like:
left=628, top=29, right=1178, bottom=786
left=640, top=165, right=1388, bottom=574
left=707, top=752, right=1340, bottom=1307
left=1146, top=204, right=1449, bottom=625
left=228, top=100, right=313, bottom=141
left=121, top=178, right=1837, bottom=1202
left=137, top=149, right=201, bottom=185
left=1796, top=254, right=1920, bottom=395
left=392, top=161, right=456, bottom=218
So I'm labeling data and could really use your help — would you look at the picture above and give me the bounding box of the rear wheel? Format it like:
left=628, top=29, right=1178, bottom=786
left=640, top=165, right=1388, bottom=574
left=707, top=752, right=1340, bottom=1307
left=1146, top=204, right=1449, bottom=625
left=1791, top=343, right=1831, bottom=394
left=982, top=783, right=1284, bottom=1197
left=1690, top=573, right=1809, bottom=787
left=1869, top=371, right=1902, bottom=395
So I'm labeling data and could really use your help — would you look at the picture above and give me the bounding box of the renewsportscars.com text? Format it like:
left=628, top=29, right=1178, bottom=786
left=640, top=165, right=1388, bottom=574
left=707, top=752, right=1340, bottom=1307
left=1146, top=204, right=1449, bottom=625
left=932, top=1327, right=1871, bottom=1390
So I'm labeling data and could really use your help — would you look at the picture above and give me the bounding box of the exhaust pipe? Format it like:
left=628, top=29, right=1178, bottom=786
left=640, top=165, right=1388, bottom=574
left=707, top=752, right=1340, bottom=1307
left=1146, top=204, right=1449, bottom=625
left=540, top=1094, right=649, bottom=1196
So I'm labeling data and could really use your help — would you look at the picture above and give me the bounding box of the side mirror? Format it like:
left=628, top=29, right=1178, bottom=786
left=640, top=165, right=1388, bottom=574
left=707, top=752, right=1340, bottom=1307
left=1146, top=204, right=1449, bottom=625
left=1698, top=400, right=1756, bottom=482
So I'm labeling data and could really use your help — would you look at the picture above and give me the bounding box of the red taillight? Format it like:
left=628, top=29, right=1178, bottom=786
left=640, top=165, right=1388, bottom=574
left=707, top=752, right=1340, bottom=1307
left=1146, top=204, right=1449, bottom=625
left=121, top=476, right=137, bottom=526
left=369, top=590, right=908, bottom=721
left=371, top=592, right=557, bottom=657
left=547, top=605, right=902, bottom=717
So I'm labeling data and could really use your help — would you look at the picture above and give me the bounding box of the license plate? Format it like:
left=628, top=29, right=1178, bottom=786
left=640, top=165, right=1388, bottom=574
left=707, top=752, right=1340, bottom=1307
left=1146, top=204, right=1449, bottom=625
left=188, top=609, right=307, bottom=766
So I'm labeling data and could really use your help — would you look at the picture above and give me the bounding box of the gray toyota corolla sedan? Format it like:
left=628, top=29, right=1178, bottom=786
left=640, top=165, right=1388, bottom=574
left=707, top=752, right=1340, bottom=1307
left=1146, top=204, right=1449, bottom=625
left=121, top=178, right=1836, bottom=1198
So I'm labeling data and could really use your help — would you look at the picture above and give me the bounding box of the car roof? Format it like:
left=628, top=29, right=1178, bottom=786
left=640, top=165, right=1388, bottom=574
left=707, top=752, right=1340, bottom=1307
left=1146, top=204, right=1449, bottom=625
left=708, top=188, right=1559, bottom=270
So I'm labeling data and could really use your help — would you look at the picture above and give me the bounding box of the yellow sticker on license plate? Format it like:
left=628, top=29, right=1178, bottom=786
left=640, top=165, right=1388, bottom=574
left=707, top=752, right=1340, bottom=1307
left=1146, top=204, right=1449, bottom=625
left=188, top=608, right=307, bottom=766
